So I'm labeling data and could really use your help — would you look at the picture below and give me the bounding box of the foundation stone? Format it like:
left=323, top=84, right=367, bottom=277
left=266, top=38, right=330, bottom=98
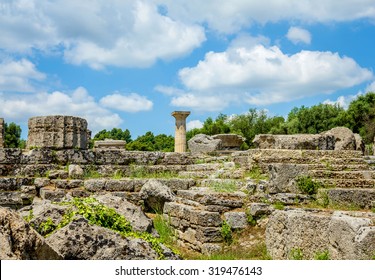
left=27, top=116, right=90, bottom=150
left=0, top=118, right=4, bottom=148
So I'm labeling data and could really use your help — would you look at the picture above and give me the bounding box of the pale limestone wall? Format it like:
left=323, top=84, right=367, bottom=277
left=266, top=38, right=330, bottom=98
left=172, top=111, right=190, bottom=153
left=0, top=118, right=4, bottom=148
left=27, top=116, right=89, bottom=150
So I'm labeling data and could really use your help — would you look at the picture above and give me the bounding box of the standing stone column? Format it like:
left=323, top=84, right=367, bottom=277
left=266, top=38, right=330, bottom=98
left=0, top=118, right=4, bottom=148
left=171, top=111, right=190, bottom=153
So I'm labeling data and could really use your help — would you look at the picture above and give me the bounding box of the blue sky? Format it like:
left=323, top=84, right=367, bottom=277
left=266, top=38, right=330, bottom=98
left=1, top=0, right=375, bottom=140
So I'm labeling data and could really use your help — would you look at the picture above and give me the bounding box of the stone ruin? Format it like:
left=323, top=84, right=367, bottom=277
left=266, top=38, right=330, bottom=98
left=0, top=118, right=4, bottom=148
left=26, top=115, right=91, bottom=150
left=93, top=139, right=127, bottom=150
left=0, top=114, right=374, bottom=260
left=188, top=133, right=246, bottom=154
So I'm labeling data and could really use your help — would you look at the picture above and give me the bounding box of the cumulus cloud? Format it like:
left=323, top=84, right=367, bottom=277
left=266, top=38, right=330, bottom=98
left=0, top=0, right=206, bottom=69
left=159, top=38, right=373, bottom=111
left=187, top=120, right=204, bottom=131
left=100, top=92, right=153, bottom=112
left=286, top=27, right=312, bottom=44
left=0, top=59, right=46, bottom=92
left=157, top=0, right=375, bottom=33
left=0, top=87, right=123, bottom=134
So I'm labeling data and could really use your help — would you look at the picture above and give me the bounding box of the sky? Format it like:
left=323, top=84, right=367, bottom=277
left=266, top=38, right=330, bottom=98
left=1, top=0, right=375, bottom=140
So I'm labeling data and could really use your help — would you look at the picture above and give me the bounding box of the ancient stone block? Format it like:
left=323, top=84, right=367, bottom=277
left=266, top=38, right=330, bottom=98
left=40, top=188, right=66, bottom=202
left=0, top=118, right=4, bottom=148
left=94, top=139, right=126, bottom=150
left=224, top=212, right=248, bottom=229
left=253, top=134, right=335, bottom=150
left=27, top=115, right=90, bottom=150
left=324, top=127, right=356, bottom=150
left=212, top=134, right=246, bottom=150
left=188, top=134, right=222, bottom=154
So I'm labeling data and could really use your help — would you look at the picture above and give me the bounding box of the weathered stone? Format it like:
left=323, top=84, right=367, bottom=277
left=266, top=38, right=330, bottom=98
left=68, top=164, right=84, bottom=179
left=84, top=179, right=107, bottom=192
left=195, top=226, right=222, bottom=243
left=40, top=187, right=66, bottom=201
left=188, top=134, right=222, bottom=154
left=46, top=217, right=177, bottom=260
left=52, top=179, right=83, bottom=189
left=172, top=111, right=190, bottom=153
left=189, top=210, right=222, bottom=227
left=266, top=209, right=375, bottom=260
left=224, top=212, right=248, bottom=229
left=354, top=133, right=365, bottom=154
left=0, top=177, right=34, bottom=191
left=268, top=163, right=309, bottom=194
left=318, top=188, right=375, bottom=209
left=48, top=170, right=68, bottom=179
left=94, top=194, right=153, bottom=233
left=271, top=193, right=311, bottom=205
left=105, top=179, right=137, bottom=192
left=0, top=207, right=62, bottom=260
left=0, top=118, right=4, bottom=148
left=34, top=178, right=51, bottom=188
left=139, top=179, right=175, bottom=211
left=253, top=134, right=335, bottom=150
left=324, top=127, right=356, bottom=150
left=212, top=134, right=246, bottom=150
left=94, top=139, right=127, bottom=150
left=248, top=203, right=274, bottom=217
left=27, top=115, right=90, bottom=150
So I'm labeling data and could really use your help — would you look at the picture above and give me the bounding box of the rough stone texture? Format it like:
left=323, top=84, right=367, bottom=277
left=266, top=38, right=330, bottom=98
left=224, top=211, right=248, bottom=229
left=172, top=111, right=190, bottom=153
left=139, top=179, right=175, bottom=211
left=68, top=164, right=84, bottom=179
left=188, top=134, right=222, bottom=154
left=46, top=217, right=177, bottom=260
left=0, top=207, right=62, bottom=260
left=27, top=115, right=90, bottom=150
left=266, top=209, right=375, bottom=260
left=94, top=194, right=153, bottom=233
left=0, top=118, right=4, bottom=148
left=354, top=133, right=365, bottom=154
left=248, top=203, right=274, bottom=217
left=325, top=127, right=356, bottom=150
left=317, top=188, right=375, bottom=209
left=268, top=163, right=309, bottom=194
left=94, top=139, right=126, bottom=150
left=212, top=134, right=245, bottom=150
left=252, top=134, right=335, bottom=150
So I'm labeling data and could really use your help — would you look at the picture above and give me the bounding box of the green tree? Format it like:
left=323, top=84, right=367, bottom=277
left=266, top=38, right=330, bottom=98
left=346, top=92, right=375, bottom=143
left=281, top=103, right=346, bottom=134
left=93, top=128, right=132, bottom=142
left=126, top=132, right=174, bottom=152
left=4, top=122, right=22, bottom=148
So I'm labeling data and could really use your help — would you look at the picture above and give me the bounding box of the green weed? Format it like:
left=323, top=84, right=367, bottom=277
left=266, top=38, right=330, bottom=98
left=296, top=176, right=323, bottom=195
left=314, top=250, right=330, bottom=260
left=221, top=221, right=233, bottom=245
left=208, top=181, right=238, bottom=193
left=289, top=248, right=304, bottom=260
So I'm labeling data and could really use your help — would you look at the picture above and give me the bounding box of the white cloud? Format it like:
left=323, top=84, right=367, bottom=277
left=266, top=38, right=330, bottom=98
left=187, top=120, right=204, bottom=131
left=171, top=93, right=231, bottom=112
left=0, top=0, right=206, bottom=69
left=286, top=27, right=312, bottom=44
left=175, top=42, right=372, bottom=107
left=0, top=87, right=123, bottom=134
left=366, top=81, right=375, bottom=92
left=0, top=59, right=46, bottom=92
left=157, top=0, right=375, bottom=33
left=100, top=93, right=153, bottom=113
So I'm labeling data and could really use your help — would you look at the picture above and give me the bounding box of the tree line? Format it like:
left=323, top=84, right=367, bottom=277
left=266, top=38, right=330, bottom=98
left=3, top=91, right=375, bottom=150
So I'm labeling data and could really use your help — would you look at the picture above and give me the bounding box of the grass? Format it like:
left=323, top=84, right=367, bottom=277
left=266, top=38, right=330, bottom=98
left=153, top=214, right=177, bottom=247
left=245, top=165, right=269, bottom=182
left=296, top=175, right=324, bottom=195
left=84, top=167, right=101, bottom=179
left=273, top=201, right=285, bottom=210
left=314, top=250, right=330, bottom=260
left=289, top=248, right=304, bottom=260
left=188, top=243, right=272, bottom=260
left=208, top=181, right=238, bottom=193
left=129, top=165, right=178, bottom=179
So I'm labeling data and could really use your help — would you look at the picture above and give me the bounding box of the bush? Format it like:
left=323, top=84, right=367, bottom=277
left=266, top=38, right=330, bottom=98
left=296, top=176, right=323, bottom=195
left=221, top=221, right=233, bottom=245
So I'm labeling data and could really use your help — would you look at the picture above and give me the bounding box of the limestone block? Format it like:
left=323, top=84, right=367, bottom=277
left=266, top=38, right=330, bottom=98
left=27, top=115, right=90, bottom=150
left=224, top=212, right=248, bottom=229
left=139, top=179, right=175, bottom=211
left=324, top=127, right=356, bottom=150
left=253, top=134, right=335, bottom=150
left=188, top=134, right=222, bottom=154
left=212, top=134, right=246, bottom=150
left=0, top=118, right=4, bottom=148
left=40, top=188, right=66, bottom=202
left=94, top=139, right=126, bottom=150
left=268, top=163, right=309, bottom=194
left=248, top=203, right=274, bottom=217
left=68, top=164, right=84, bottom=179
left=354, top=133, right=365, bottom=154
left=0, top=207, right=62, bottom=260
